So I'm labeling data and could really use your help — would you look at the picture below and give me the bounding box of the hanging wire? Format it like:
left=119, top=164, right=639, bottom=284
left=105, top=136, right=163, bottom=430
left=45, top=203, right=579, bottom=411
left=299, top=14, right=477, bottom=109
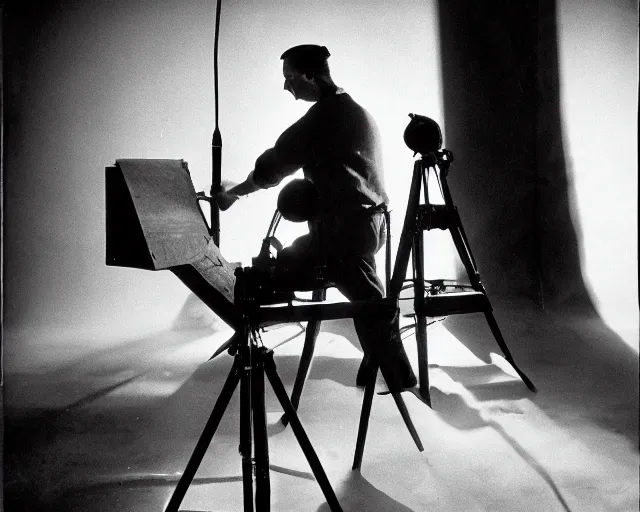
left=435, top=164, right=445, bottom=199
left=399, top=279, right=474, bottom=299
left=266, top=210, right=283, bottom=239
left=399, top=317, right=447, bottom=341
left=213, top=0, right=222, bottom=130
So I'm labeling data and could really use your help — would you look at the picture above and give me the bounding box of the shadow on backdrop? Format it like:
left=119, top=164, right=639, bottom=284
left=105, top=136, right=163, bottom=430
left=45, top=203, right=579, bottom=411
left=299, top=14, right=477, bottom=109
left=435, top=0, right=638, bottom=445
left=436, top=0, right=596, bottom=312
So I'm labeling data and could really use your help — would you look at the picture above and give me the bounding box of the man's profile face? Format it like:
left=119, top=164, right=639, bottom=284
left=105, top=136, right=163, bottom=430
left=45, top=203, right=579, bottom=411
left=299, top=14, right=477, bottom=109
left=282, top=58, right=316, bottom=101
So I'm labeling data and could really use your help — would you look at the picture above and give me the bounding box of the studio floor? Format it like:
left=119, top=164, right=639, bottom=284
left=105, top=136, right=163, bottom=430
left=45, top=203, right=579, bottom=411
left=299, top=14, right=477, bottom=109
left=3, top=300, right=639, bottom=512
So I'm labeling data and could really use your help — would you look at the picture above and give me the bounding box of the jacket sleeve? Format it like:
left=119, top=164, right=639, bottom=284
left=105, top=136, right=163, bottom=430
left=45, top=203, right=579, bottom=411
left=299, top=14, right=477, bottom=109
left=252, top=112, right=314, bottom=188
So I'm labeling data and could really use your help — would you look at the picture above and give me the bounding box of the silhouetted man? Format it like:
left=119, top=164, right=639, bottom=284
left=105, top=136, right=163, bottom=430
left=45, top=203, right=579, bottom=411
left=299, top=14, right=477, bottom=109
left=217, top=44, right=415, bottom=391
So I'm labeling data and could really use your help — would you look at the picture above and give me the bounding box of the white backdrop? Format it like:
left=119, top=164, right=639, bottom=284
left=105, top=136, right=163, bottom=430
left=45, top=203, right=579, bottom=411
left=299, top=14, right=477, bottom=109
left=3, top=0, right=637, bottom=350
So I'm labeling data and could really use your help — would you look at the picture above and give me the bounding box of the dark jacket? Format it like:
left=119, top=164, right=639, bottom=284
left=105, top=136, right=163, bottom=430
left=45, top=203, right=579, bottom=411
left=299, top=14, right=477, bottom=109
left=252, top=91, right=389, bottom=213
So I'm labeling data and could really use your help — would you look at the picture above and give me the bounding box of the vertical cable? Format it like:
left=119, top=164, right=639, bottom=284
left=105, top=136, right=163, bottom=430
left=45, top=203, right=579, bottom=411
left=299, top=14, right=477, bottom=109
left=1, top=4, right=5, bottom=386
left=210, top=0, right=223, bottom=246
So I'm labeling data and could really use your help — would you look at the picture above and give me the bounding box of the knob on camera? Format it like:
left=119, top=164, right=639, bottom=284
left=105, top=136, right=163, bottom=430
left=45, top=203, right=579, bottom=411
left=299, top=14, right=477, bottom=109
left=403, top=113, right=443, bottom=156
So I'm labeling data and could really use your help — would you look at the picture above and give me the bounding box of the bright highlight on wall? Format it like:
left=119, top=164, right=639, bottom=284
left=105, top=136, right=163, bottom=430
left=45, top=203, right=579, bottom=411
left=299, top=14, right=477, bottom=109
left=557, top=0, right=638, bottom=347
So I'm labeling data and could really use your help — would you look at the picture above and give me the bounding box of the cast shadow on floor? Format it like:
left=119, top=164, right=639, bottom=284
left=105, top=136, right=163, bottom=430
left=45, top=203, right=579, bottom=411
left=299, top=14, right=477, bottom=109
left=426, top=388, right=575, bottom=512
left=5, top=304, right=636, bottom=511
left=443, top=306, right=639, bottom=447
left=315, top=472, right=416, bottom=512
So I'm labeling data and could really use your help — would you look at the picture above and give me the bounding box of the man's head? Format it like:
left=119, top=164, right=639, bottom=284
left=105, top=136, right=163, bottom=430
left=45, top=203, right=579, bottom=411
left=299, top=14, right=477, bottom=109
left=281, top=44, right=336, bottom=102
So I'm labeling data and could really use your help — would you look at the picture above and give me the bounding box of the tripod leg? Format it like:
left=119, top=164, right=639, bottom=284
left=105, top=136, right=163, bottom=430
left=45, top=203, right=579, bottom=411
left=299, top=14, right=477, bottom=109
left=453, top=210, right=479, bottom=273
left=449, top=220, right=481, bottom=290
left=263, top=351, right=344, bottom=512
left=352, top=374, right=376, bottom=471
left=391, top=392, right=424, bottom=452
left=164, top=357, right=242, bottom=512
left=282, top=319, right=320, bottom=427
left=390, top=160, right=423, bottom=297
left=239, top=347, right=254, bottom=512
left=252, top=350, right=271, bottom=512
left=353, top=367, right=423, bottom=471
left=448, top=216, right=536, bottom=393
left=283, top=289, right=325, bottom=427
left=484, top=312, right=537, bottom=392
left=411, top=230, right=432, bottom=405
left=415, top=316, right=432, bottom=406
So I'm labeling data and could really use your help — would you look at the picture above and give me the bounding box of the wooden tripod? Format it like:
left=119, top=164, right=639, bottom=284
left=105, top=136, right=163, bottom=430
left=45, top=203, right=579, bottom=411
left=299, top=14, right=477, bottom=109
left=164, top=318, right=345, bottom=512
left=389, top=150, right=537, bottom=405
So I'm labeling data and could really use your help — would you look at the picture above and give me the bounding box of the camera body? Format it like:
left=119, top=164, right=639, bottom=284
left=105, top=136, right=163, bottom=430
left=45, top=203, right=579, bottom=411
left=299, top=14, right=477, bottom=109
left=404, top=113, right=443, bottom=155
left=234, top=265, right=295, bottom=308
left=417, top=204, right=450, bottom=231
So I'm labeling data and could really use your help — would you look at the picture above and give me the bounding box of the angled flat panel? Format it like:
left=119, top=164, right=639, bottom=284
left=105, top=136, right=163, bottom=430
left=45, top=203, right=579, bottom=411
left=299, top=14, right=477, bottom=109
left=116, top=159, right=209, bottom=270
left=171, top=239, right=240, bottom=329
left=105, top=158, right=238, bottom=326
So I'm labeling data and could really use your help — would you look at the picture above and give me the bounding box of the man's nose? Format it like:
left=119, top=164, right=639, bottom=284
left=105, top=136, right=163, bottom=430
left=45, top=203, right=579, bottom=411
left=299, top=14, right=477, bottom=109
left=284, top=81, right=294, bottom=96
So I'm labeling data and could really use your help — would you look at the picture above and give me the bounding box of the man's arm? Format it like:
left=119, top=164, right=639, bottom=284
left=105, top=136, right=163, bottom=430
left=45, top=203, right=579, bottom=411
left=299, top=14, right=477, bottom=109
left=216, top=109, right=315, bottom=210
left=215, top=172, right=261, bottom=211
left=228, top=171, right=262, bottom=197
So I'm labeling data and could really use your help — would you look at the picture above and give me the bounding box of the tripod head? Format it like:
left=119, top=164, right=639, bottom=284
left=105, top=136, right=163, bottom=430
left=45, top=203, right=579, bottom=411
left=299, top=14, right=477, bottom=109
left=403, top=113, right=455, bottom=179
left=404, top=113, right=442, bottom=156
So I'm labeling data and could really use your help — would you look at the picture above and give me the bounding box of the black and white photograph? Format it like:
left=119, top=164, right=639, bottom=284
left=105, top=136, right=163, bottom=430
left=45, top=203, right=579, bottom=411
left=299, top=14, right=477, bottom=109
left=2, top=1, right=638, bottom=510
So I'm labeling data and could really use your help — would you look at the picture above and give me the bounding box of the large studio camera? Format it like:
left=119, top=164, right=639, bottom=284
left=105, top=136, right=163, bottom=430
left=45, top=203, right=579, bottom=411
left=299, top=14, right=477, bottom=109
left=237, top=178, right=324, bottom=306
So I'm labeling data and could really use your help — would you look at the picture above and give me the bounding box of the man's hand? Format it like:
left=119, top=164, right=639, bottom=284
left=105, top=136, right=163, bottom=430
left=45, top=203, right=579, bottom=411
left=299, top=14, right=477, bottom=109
left=215, top=190, right=239, bottom=211
left=214, top=173, right=263, bottom=210
left=215, top=181, right=239, bottom=211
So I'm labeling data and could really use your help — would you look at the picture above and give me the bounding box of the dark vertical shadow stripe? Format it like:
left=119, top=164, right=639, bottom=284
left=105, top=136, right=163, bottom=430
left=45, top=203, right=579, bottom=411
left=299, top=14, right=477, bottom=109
left=436, top=0, right=595, bottom=312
